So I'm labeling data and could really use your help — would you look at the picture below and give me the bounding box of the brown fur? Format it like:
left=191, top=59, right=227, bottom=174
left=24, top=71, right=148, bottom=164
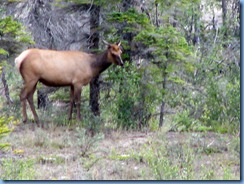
left=15, top=41, right=123, bottom=127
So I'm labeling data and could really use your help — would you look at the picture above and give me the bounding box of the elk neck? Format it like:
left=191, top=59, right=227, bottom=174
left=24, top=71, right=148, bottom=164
left=90, top=50, right=112, bottom=77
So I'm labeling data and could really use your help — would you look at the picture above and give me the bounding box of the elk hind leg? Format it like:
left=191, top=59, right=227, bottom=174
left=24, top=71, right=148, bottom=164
left=20, top=87, right=28, bottom=123
left=26, top=84, right=41, bottom=127
left=20, top=81, right=39, bottom=125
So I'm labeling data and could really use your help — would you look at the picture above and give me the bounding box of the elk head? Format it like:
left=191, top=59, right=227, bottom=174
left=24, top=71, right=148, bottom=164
left=103, top=40, right=124, bottom=66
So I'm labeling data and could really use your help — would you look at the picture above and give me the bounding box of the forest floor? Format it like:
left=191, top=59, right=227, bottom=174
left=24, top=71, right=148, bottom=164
left=0, top=121, right=240, bottom=180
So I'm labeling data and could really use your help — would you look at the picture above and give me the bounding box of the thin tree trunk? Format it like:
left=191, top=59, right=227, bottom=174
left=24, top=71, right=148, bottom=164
left=222, top=0, right=227, bottom=39
left=37, top=89, right=49, bottom=109
left=193, top=4, right=200, bottom=45
left=236, top=0, right=240, bottom=36
left=155, top=2, right=159, bottom=28
left=159, top=101, right=165, bottom=127
left=159, top=63, right=167, bottom=127
left=172, top=7, right=177, bottom=28
left=89, top=4, right=100, bottom=116
left=90, top=77, right=100, bottom=116
left=1, top=67, right=12, bottom=104
left=121, top=0, right=135, bottom=62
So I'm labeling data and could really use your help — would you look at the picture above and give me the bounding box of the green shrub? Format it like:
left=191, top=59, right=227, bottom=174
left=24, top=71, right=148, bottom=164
left=172, top=110, right=212, bottom=132
left=0, top=158, right=35, bottom=180
left=140, top=138, right=196, bottom=180
left=104, top=62, right=142, bottom=129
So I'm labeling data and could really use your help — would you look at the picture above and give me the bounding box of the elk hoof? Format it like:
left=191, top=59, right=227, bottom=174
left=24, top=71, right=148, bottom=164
left=41, top=123, right=45, bottom=129
left=36, top=122, right=40, bottom=127
left=77, top=116, right=82, bottom=121
left=31, top=123, right=35, bottom=131
left=36, top=121, right=43, bottom=128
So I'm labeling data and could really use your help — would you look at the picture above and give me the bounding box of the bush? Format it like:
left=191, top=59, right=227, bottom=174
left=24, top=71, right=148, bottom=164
left=103, top=62, right=138, bottom=129
left=0, top=158, right=35, bottom=180
left=0, top=116, right=12, bottom=150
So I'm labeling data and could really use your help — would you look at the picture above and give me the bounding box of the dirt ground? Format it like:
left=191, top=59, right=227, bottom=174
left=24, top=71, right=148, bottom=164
left=0, top=122, right=240, bottom=180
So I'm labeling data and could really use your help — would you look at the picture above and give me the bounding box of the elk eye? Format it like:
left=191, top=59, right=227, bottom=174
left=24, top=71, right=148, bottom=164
left=112, top=53, right=117, bottom=57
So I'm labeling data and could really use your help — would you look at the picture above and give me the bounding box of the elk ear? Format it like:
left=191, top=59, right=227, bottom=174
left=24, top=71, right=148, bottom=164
left=102, top=40, right=110, bottom=46
left=103, top=40, right=111, bottom=49
left=116, top=41, right=121, bottom=47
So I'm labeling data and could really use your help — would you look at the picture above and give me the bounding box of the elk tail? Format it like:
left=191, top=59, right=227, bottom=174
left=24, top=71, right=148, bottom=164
left=15, top=50, right=29, bottom=72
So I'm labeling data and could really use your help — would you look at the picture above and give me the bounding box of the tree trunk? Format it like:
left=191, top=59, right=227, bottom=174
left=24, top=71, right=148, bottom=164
left=37, top=89, right=49, bottom=109
left=155, top=2, right=159, bottom=28
left=159, top=63, right=168, bottom=127
left=235, top=0, right=240, bottom=36
left=1, top=67, right=12, bottom=104
left=89, top=4, right=100, bottom=116
left=222, top=0, right=227, bottom=39
left=193, top=4, right=200, bottom=45
left=90, top=77, right=100, bottom=116
left=159, top=101, right=165, bottom=127
left=121, top=0, right=136, bottom=62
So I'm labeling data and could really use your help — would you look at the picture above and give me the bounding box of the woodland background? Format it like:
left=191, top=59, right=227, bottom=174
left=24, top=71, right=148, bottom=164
left=0, top=0, right=240, bottom=180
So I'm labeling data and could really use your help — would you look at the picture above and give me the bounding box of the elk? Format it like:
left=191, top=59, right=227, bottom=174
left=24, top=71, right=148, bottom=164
left=15, top=41, right=123, bottom=127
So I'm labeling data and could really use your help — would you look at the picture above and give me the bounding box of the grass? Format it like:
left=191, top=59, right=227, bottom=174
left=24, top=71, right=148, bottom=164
left=0, top=119, right=240, bottom=180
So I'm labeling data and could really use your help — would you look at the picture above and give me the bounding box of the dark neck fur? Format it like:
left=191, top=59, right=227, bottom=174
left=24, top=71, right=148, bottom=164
left=90, top=50, right=111, bottom=76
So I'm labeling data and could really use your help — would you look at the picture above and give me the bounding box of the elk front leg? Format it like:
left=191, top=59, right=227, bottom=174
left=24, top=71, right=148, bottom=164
left=74, top=85, right=82, bottom=121
left=68, top=86, right=74, bottom=120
